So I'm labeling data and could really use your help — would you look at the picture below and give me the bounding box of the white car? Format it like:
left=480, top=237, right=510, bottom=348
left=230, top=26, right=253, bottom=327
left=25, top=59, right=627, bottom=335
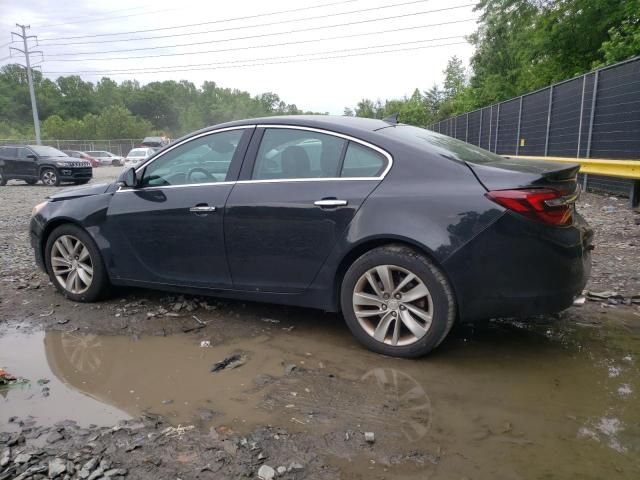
left=85, top=151, right=124, bottom=166
left=124, top=148, right=155, bottom=166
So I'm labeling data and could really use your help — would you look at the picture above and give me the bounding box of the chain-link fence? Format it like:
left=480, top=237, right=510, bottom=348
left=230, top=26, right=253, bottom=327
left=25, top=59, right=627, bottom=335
left=0, top=139, right=143, bottom=157
left=428, top=55, right=640, bottom=197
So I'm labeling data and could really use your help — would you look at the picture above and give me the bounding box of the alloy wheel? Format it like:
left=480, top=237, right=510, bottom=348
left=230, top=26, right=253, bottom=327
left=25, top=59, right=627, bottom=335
left=352, top=265, right=433, bottom=346
left=42, top=170, right=57, bottom=186
left=51, top=235, right=94, bottom=294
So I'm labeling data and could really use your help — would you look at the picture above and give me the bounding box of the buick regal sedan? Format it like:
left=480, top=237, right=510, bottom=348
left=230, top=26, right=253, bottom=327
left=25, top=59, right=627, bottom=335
left=30, top=116, right=593, bottom=357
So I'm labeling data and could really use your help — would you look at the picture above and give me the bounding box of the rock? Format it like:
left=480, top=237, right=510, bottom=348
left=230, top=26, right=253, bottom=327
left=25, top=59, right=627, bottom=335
left=211, top=354, right=246, bottom=373
left=258, top=464, right=276, bottom=480
left=14, top=452, right=32, bottom=464
left=46, top=430, right=64, bottom=443
left=277, top=466, right=286, bottom=475
left=364, top=432, right=375, bottom=443
left=103, top=468, right=127, bottom=477
left=0, top=447, right=10, bottom=467
left=87, top=467, right=104, bottom=480
left=48, top=458, right=67, bottom=478
left=288, top=462, right=304, bottom=472
left=284, top=364, right=297, bottom=375
left=78, top=457, right=99, bottom=479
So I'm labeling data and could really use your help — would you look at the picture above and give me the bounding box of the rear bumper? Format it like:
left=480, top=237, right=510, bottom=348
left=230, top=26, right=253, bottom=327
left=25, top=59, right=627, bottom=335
left=444, top=211, right=593, bottom=322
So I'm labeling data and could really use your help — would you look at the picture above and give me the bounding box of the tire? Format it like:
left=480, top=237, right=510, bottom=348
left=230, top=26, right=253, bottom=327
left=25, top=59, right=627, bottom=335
left=25, top=179, right=38, bottom=185
left=0, top=169, right=6, bottom=186
left=44, top=224, right=111, bottom=302
left=340, top=245, right=456, bottom=358
left=41, top=168, right=60, bottom=186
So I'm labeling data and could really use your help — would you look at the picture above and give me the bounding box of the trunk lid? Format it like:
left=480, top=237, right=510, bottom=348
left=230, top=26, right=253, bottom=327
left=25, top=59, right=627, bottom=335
left=465, top=156, right=580, bottom=192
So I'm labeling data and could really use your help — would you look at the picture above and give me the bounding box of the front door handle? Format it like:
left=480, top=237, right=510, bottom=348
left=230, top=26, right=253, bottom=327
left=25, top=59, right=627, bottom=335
left=314, top=199, right=348, bottom=207
left=189, top=205, right=217, bottom=213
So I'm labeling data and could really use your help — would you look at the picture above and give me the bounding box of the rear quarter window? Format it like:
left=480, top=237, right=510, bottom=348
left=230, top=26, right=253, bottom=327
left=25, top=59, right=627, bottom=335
left=341, top=142, right=386, bottom=178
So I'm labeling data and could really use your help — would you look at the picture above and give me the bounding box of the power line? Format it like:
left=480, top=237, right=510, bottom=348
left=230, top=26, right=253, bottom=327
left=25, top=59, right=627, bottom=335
left=44, top=41, right=468, bottom=77
left=0, top=40, right=14, bottom=49
left=44, top=38, right=469, bottom=75
left=45, top=24, right=469, bottom=62
left=39, top=0, right=450, bottom=44
left=39, top=0, right=365, bottom=41
left=40, top=6, right=476, bottom=51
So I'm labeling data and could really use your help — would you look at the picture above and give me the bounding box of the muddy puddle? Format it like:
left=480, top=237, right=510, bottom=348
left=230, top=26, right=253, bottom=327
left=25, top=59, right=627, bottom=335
left=1, top=311, right=639, bottom=478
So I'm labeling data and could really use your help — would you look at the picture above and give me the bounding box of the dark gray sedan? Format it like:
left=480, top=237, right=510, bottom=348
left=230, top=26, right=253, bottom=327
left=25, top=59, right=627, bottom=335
left=30, top=116, right=593, bottom=357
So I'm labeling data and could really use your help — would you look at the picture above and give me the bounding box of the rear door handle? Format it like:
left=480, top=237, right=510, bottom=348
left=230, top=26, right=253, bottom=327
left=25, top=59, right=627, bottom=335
left=189, top=205, right=217, bottom=213
left=314, top=199, right=348, bottom=207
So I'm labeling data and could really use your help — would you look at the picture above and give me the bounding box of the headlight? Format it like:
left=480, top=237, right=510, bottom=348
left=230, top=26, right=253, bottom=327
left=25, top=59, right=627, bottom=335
left=55, top=161, right=68, bottom=167
left=32, top=201, right=47, bottom=216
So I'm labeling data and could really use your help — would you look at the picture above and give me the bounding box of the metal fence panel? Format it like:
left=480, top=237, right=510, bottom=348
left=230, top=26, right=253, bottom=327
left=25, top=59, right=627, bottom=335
left=496, top=98, right=519, bottom=155
left=519, top=89, right=550, bottom=156
left=547, top=77, right=583, bottom=157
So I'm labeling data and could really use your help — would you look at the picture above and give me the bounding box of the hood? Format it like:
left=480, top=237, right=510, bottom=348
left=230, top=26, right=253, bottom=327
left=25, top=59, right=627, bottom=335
left=48, top=182, right=112, bottom=201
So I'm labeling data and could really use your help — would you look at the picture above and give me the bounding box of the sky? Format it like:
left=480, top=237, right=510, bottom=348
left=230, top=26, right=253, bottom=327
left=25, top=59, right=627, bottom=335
left=0, top=0, right=479, bottom=114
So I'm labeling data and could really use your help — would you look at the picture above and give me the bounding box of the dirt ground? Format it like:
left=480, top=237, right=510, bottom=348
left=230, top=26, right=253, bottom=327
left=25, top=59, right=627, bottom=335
left=1, top=167, right=639, bottom=479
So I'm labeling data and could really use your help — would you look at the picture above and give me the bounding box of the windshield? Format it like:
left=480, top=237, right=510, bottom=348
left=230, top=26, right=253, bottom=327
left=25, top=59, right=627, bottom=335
left=379, top=125, right=507, bottom=165
left=29, top=145, right=67, bottom=157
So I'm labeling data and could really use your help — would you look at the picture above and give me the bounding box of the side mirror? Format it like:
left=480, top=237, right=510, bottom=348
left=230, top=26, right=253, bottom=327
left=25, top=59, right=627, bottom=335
left=27, top=154, right=37, bottom=160
left=117, top=167, right=139, bottom=188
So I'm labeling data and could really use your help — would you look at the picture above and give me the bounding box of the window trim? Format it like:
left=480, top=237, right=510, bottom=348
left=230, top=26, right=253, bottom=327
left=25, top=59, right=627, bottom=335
left=118, top=123, right=393, bottom=192
left=243, top=125, right=392, bottom=183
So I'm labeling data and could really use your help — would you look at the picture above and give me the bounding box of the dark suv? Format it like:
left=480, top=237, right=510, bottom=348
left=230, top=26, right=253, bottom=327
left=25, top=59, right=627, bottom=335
left=0, top=145, right=93, bottom=186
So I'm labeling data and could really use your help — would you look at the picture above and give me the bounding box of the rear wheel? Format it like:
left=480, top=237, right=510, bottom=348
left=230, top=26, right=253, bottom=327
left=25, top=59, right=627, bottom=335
left=44, top=224, right=110, bottom=302
left=340, top=245, right=456, bottom=358
left=41, top=168, right=60, bottom=186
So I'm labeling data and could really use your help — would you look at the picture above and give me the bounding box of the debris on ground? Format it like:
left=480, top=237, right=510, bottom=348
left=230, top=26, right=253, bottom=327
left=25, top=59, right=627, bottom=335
left=211, top=354, right=247, bottom=373
left=364, top=432, right=376, bottom=443
left=257, top=464, right=276, bottom=480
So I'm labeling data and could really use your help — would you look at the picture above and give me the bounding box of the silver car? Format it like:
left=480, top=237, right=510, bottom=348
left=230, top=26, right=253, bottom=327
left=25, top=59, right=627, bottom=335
left=124, top=147, right=155, bottom=166
left=85, top=151, right=124, bottom=166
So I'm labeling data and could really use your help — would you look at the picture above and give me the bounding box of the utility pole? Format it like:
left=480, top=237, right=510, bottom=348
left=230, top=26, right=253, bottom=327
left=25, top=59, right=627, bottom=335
left=11, top=24, right=42, bottom=144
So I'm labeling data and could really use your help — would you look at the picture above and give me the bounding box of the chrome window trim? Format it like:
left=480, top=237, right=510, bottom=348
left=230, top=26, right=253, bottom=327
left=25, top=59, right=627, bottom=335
left=254, top=124, right=393, bottom=180
left=117, top=123, right=393, bottom=193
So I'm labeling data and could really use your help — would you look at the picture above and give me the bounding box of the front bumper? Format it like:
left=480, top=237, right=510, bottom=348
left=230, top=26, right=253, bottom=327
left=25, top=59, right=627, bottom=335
left=30, top=216, right=46, bottom=272
left=58, top=167, right=93, bottom=181
left=445, top=211, right=593, bottom=322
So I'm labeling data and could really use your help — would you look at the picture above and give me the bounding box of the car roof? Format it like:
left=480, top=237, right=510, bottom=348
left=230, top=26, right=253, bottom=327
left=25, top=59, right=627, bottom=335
left=214, top=115, right=392, bottom=133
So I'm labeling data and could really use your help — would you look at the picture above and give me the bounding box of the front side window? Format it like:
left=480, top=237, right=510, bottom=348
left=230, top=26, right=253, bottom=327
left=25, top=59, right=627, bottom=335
left=17, top=147, right=30, bottom=159
left=341, top=142, right=386, bottom=177
left=141, top=129, right=244, bottom=187
left=252, top=128, right=346, bottom=180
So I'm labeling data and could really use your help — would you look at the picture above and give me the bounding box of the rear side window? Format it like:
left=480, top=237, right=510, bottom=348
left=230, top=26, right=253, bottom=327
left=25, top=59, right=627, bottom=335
left=253, top=129, right=346, bottom=180
left=1, top=147, right=17, bottom=158
left=341, top=142, right=385, bottom=178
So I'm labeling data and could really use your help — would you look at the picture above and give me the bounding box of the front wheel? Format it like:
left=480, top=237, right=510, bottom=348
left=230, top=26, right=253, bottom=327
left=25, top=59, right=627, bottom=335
left=340, top=245, right=456, bottom=358
left=41, top=168, right=60, bottom=186
left=44, top=224, right=110, bottom=302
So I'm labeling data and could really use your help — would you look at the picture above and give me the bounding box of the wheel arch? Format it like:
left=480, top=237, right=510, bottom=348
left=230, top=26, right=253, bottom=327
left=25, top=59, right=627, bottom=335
left=332, top=236, right=458, bottom=313
left=40, top=217, right=85, bottom=266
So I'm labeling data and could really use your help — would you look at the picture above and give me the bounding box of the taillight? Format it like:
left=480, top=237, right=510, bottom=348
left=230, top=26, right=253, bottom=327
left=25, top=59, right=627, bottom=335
left=485, top=188, right=574, bottom=226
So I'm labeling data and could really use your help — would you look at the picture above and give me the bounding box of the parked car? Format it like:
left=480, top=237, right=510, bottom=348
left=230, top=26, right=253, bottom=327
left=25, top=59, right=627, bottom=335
left=29, top=116, right=593, bottom=357
left=140, top=136, right=169, bottom=149
left=124, top=147, right=155, bottom=166
left=85, top=151, right=124, bottom=166
left=1, top=145, right=92, bottom=186
left=63, top=150, right=99, bottom=168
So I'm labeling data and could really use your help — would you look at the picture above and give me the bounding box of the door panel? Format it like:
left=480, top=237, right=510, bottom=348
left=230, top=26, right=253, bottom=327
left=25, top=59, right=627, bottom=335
left=103, top=127, right=253, bottom=288
left=105, top=185, right=233, bottom=287
left=225, top=180, right=378, bottom=292
left=17, top=148, right=37, bottom=177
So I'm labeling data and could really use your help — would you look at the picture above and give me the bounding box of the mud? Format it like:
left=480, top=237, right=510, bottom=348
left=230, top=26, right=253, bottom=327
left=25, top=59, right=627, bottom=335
left=1, top=168, right=640, bottom=478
